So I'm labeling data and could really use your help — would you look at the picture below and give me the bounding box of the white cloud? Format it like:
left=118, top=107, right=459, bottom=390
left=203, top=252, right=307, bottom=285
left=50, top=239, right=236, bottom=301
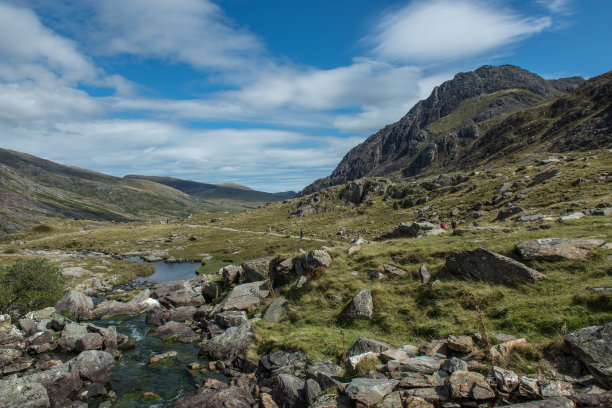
left=91, top=0, right=265, bottom=73
left=537, top=0, right=572, bottom=14
left=367, top=0, right=551, bottom=64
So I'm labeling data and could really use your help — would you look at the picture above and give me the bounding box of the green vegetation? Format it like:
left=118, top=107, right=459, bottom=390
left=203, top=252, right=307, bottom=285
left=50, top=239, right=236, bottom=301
left=0, top=258, right=66, bottom=316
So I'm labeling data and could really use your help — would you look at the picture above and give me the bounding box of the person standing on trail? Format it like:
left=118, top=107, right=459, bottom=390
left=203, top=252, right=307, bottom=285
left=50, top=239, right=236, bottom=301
left=440, top=222, right=446, bottom=230
left=300, top=229, right=303, bottom=239
left=451, top=219, right=457, bottom=230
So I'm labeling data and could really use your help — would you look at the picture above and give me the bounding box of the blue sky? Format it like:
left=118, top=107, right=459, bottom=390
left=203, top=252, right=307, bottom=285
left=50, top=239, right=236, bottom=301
left=0, top=0, right=610, bottom=192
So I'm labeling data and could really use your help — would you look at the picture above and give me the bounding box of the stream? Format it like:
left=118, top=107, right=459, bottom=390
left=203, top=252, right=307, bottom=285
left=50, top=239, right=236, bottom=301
left=92, top=260, right=204, bottom=407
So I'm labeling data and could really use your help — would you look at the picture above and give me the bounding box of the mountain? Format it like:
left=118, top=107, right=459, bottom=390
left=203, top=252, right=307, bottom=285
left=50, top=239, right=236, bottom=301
left=300, top=65, right=587, bottom=195
left=0, top=148, right=211, bottom=235
left=124, top=175, right=293, bottom=205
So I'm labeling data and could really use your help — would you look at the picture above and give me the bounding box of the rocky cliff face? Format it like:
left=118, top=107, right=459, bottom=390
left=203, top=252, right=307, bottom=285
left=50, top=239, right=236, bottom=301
left=300, top=65, right=584, bottom=196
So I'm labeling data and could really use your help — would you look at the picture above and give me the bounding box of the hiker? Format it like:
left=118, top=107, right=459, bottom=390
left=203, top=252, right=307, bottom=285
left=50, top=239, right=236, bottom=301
left=300, top=229, right=303, bottom=239
left=451, top=219, right=457, bottom=230
left=440, top=222, right=446, bottom=230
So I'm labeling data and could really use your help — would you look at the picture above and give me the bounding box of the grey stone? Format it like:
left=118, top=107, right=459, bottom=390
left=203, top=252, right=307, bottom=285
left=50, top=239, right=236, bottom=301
left=383, top=264, right=407, bottom=276
left=346, top=337, right=393, bottom=359
left=221, top=265, right=243, bottom=287
left=73, top=350, right=115, bottom=383
left=55, top=291, right=94, bottom=321
left=400, top=356, right=445, bottom=374
left=152, top=280, right=205, bottom=307
left=343, top=289, right=373, bottom=320
left=564, top=321, right=612, bottom=389
left=219, top=281, right=270, bottom=312
left=58, top=322, right=88, bottom=351
left=503, top=397, right=575, bottom=407
left=167, top=306, right=197, bottom=323
left=75, top=333, right=104, bottom=352
left=447, top=335, right=473, bottom=353
left=446, top=248, right=545, bottom=284
left=242, top=256, right=275, bottom=282
left=170, top=386, right=255, bottom=408
left=201, top=322, right=252, bottom=362
left=492, top=365, right=519, bottom=393
left=272, top=374, right=307, bottom=408
left=0, top=348, right=22, bottom=368
left=449, top=371, right=495, bottom=400
left=517, top=238, right=605, bottom=261
left=441, top=357, right=468, bottom=374
left=215, top=310, right=248, bottom=328
left=150, top=321, right=199, bottom=343
left=420, top=264, right=431, bottom=284
left=344, top=378, right=398, bottom=406
left=0, top=381, right=49, bottom=408
left=305, top=250, right=332, bottom=271
left=263, top=297, right=289, bottom=323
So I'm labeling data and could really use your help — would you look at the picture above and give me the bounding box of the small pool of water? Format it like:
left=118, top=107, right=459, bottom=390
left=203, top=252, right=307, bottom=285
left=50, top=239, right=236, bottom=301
left=126, top=257, right=200, bottom=284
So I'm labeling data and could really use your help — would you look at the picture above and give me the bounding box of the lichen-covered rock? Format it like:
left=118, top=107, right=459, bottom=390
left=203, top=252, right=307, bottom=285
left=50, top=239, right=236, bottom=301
left=0, top=381, right=49, bottom=408
left=446, top=248, right=545, bottom=284
left=263, top=297, right=289, bottom=324
left=564, top=321, right=612, bottom=388
left=219, top=281, right=270, bottom=312
left=242, top=257, right=275, bottom=282
left=304, top=250, right=332, bottom=271
left=150, top=321, right=199, bottom=343
left=346, top=337, right=393, bottom=359
left=344, top=378, right=399, bottom=406
left=215, top=310, right=248, bottom=328
left=73, top=350, right=115, bottom=383
left=55, top=291, right=94, bottom=321
left=517, top=238, right=605, bottom=261
left=201, top=322, right=252, bottom=362
left=272, top=374, right=307, bottom=408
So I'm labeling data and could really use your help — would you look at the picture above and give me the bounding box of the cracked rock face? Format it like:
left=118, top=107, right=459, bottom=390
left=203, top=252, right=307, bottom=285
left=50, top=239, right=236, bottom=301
left=343, top=289, right=373, bottom=320
left=564, top=321, right=612, bottom=389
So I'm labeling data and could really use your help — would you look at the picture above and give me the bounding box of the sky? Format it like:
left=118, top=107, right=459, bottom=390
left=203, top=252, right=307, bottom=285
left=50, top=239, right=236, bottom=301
left=0, top=0, right=610, bottom=192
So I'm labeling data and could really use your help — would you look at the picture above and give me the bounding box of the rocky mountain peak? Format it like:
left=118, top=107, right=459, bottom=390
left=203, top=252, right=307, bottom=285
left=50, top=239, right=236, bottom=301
left=299, top=65, right=584, bottom=196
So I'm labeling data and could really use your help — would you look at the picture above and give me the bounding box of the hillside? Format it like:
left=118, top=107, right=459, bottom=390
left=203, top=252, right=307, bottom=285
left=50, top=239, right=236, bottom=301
left=300, top=65, right=587, bottom=195
left=0, top=148, right=211, bottom=235
left=124, top=175, right=294, bottom=205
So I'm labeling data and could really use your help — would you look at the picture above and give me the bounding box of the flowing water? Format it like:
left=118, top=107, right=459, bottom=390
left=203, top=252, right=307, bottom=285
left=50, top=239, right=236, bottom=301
left=91, top=260, right=205, bottom=407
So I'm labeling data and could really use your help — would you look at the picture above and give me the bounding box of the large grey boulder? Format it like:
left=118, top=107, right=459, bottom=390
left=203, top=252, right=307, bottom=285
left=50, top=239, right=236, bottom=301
left=379, top=222, right=445, bottom=240
left=445, top=248, right=545, bottom=284
left=343, top=289, right=373, bottom=320
left=242, top=256, right=275, bottom=282
left=55, top=291, right=93, bottom=321
left=263, top=297, right=289, bottom=323
left=151, top=280, right=205, bottom=307
left=9, top=362, right=83, bottom=403
left=73, top=350, right=115, bottom=383
left=92, top=289, right=153, bottom=320
left=150, top=321, right=199, bottom=343
left=219, top=281, right=270, bottom=312
left=564, top=321, right=612, bottom=388
left=517, top=238, right=605, bottom=261
left=346, top=337, right=393, bottom=359
left=400, top=356, right=445, bottom=374
left=449, top=371, right=495, bottom=400
left=344, top=378, right=399, bottom=406
left=201, top=322, right=252, bottom=362
left=74, top=333, right=104, bottom=352
left=58, top=322, right=88, bottom=351
left=167, top=306, right=197, bottom=323
left=61, top=267, right=92, bottom=278
left=0, top=381, right=49, bottom=408
left=0, top=348, right=22, bottom=368
left=170, top=386, right=255, bottom=408
left=221, top=265, right=243, bottom=287
left=215, top=310, right=248, bottom=328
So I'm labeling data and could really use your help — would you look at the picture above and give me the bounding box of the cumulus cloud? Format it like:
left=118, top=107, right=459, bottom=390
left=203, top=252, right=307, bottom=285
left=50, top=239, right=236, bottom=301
left=367, top=0, right=551, bottom=64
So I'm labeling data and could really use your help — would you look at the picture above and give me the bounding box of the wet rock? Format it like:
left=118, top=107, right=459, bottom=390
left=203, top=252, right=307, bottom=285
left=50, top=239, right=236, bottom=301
left=449, top=371, right=495, bottom=400
left=55, top=291, right=94, bottom=321
left=75, top=333, right=104, bottom=352
left=263, top=297, right=289, bottom=323
left=343, top=289, right=373, bottom=320
left=73, top=350, right=115, bottom=383
left=201, top=322, right=252, bottom=362
left=149, top=351, right=178, bottom=363
left=446, top=248, right=545, bottom=284
left=218, top=281, right=270, bottom=312
left=242, top=257, right=275, bottom=282
left=346, top=337, right=393, bottom=359
left=170, top=385, right=255, bottom=408
left=517, top=238, right=605, bottom=261
left=344, top=378, right=399, bottom=406
left=151, top=321, right=199, bottom=343
left=565, top=321, right=612, bottom=389
left=215, top=310, right=248, bottom=328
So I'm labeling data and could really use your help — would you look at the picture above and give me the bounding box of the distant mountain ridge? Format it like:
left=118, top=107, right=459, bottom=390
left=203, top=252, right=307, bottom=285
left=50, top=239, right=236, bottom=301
left=124, top=175, right=294, bottom=203
left=300, top=65, right=586, bottom=196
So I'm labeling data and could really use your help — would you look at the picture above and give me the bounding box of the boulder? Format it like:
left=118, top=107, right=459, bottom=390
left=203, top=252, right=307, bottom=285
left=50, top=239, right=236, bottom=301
left=449, top=371, right=495, bottom=400
left=58, top=322, right=88, bottom=351
left=445, top=248, right=545, bottom=284
left=272, top=374, right=307, bottom=408
left=306, top=361, right=343, bottom=389
left=219, top=281, right=270, bottom=312
left=221, top=265, right=243, bottom=287
left=378, top=222, right=444, bottom=240
left=201, top=322, right=252, bottom=362
left=202, top=282, right=223, bottom=302
left=564, top=321, right=612, bottom=388
left=344, top=378, right=399, bottom=406
left=61, top=267, right=93, bottom=278
left=346, top=337, right=393, bottom=359
left=447, top=335, right=473, bottom=353
left=503, top=397, right=575, bottom=407
left=170, top=386, right=255, bottom=408
left=151, top=280, right=205, bottom=307
left=260, top=350, right=308, bottom=375
left=492, top=366, right=519, bottom=393
left=383, top=264, right=407, bottom=276
left=0, top=348, right=22, bottom=368
left=215, top=310, right=248, bottom=328
left=304, top=250, right=332, bottom=271
left=420, top=264, right=431, bottom=284
left=73, top=350, right=115, bottom=383
left=346, top=237, right=366, bottom=255
left=517, top=238, right=605, bottom=261
left=91, top=300, right=141, bottom=320
left=242, top=257, right=275, bottom=282
left=343, top=289, right=373, bottom=320
left=150, top=321, right=199, bottom=343
left=400, top=356, right=445, bottom=374
left=263, top=297, right=289, bottom=323
left=55, top=291, right=94, bottom=321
